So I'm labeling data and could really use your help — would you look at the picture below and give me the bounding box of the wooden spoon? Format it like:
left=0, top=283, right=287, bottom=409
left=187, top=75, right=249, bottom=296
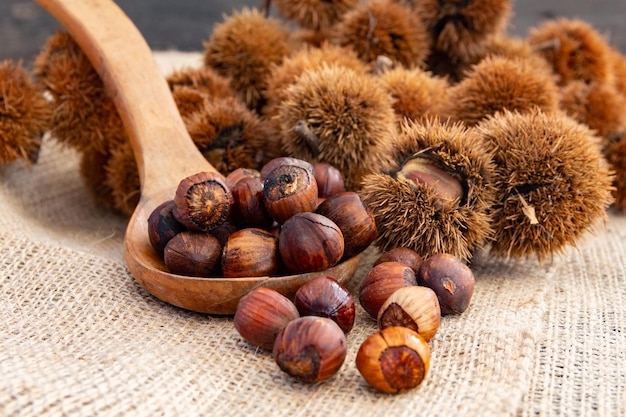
left=34, top=0, right=361, bottom=315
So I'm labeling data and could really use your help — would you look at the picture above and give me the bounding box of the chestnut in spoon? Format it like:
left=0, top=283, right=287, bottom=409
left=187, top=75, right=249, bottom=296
left=34, top=0, right=360, bottom=315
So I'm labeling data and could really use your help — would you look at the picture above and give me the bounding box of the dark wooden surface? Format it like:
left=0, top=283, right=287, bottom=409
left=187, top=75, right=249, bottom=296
left=2, top=0, right=626, bottom=63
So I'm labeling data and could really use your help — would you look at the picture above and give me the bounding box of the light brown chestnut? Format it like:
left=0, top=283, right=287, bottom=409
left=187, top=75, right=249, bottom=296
left=234, top=287, right=300, bottom=351
left=373, top=247, right=423, bottom=273
left=417, top=253, right=475, bottom=315
left=377, top=286, right=441, bottom=342
left=222, top=228, right=281, bottom=277
left=163, top=231, right=222, bottom=277
left=359, top=261, right=417, bottom=319
left=356, top=326, right=431, bottom=394
left=279, top=212, right=344, bottom=274
left=172, top=171, right=233, bottom=232
left=294, top=276, right=355, bottom=333
left=273, top=316, right=347, bottom=383
left=313, top=162, right=345, bottom=198
left=147, top=199, right=186, bottom=258
left=263, top=162, right=318, bottom=224
left=315, top=191, right=377, bottom=260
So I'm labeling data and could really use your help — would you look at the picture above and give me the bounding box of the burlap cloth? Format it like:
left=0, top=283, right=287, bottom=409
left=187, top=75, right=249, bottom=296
left=1, top=52, right=625, bottom=416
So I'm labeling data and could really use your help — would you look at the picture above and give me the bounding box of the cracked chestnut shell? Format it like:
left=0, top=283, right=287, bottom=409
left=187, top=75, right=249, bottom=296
left=356, top=326, right=431, bottom=394
left=417, top=253, right=475, bottom=315
left=377, top=286, right=441, bottom=342
left=294, top=276, right=355, bottom=333
left=172, top=171, right=233, bottom=232
left=359, top=261, right=417, bottom=319
left=279, top=212, right=344, bottom=274
left=234, top=287, right=300, bottom=351
left=273, top=316, right=347, bottom=383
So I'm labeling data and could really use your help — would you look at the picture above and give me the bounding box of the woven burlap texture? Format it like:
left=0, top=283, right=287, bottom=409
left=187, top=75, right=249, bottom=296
left=1, top=53, right=625, bottom=417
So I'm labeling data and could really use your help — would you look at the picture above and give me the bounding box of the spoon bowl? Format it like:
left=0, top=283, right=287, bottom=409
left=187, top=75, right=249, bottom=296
left=35, top=0, right=361, bottom=315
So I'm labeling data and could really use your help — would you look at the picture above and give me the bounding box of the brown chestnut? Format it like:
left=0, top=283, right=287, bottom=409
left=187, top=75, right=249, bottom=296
left=273, top=316, right=347, bottom=383
left=172, top=171, right=233, bottom=232
left=208, top=221, right=238, bottom=247
left=359, top=261, right=417, bottom=319
left=234, top=287, right=300, bottom=351
left=163, top=231, right=222, bottom=277
left=313, top=162, right=345, bottom=198
left=315, top=191, right=377, bottom=259
left=356, top=326, right=431, bottom=394
left=263, top=162, right=318, bottom=224
left=222, top=228, right=281, bottom=277
left=260, top=156, right=314, bottom=180
left=225, top=167, right=261, bottom=190
left=373, top=247, right=423, bottom=273
left=417, top=253, right=475, bottom=315
left=377, top=286, right=441, bottom=342
left=147, top=199, right=186, bottom=258
left=229, top=175, right=274, bottom=230
left=279, top=212, right=344, bottom=273
left=294, top=276, right=355, bottom=333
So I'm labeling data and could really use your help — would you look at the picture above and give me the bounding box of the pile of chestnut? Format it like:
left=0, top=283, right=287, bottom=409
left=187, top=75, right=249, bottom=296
left=146, top=156, right=377, bottom=277
left=234, top=246, right=475, bottom=394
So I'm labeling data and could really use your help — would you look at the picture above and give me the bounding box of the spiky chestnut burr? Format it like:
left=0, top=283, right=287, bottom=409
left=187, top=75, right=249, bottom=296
left=203, top=8, right=293, bottom=112
left=0, top=60, right=51, bottom=164
left=329, top=0, right=430, bottom=68
left=33, top=31, right=125, bottom=154
left=166, top=66, right=236, bottom=118
left=418, top=0, right=512, bottom=65
left=277, top=65, right=397, bottom=190
left=272, top=0, right=359, bottom=31
left=377, top=66, right=451, bottom=124
left=358, top=118, right=496, bottom=262
left=476, top=109, right=614, bottom=261
left=445, top=55, right=560, bottom=126
left=604, top=132, right=626, bottom=211
left=104, top=141, right=141, bottom=217
left=263, top=42, right=367, bottom=120
left=559, top=81, right=626, bottom=140
left=527, top=18, right=615, bottom=86
left=186, top=96, right=272, bottom=175
left=79, top=148, right=117, bottom=212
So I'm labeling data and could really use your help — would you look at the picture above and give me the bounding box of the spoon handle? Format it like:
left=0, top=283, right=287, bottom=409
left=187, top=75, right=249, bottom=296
left=34, top=0, right=218, bottom=197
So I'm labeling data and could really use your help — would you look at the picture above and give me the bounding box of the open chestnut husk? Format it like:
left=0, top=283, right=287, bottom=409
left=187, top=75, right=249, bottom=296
left=273, top=316, right=347, bottom=383
left=294, top=276, right=355, bottom=333
left=356, top=326, right=431, bottom=394
left=234, top=287, right=300, bottom=351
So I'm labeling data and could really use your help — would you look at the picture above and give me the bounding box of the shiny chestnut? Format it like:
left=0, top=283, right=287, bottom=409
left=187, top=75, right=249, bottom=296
left=359, top=261, right=417, bottom=319
left=273, top=316, right=347, bottom=383
left=294, top=276, right=355, bottom=333
left=234, top=287, right=300, bottom=351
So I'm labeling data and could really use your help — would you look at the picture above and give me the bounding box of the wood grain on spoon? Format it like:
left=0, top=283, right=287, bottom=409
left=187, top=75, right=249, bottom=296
left=33, top=0, right=360, bottom=315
